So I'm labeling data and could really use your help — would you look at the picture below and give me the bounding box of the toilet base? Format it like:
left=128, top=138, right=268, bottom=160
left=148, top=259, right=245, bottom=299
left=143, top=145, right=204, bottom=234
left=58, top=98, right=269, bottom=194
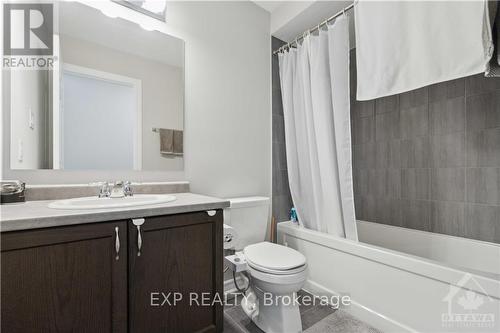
left=242, top=287, right=302, bottom=333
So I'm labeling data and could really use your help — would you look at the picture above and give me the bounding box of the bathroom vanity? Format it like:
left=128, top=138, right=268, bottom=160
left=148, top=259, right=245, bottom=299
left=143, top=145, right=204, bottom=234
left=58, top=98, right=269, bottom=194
left=0, top=193, right=229, bottom=333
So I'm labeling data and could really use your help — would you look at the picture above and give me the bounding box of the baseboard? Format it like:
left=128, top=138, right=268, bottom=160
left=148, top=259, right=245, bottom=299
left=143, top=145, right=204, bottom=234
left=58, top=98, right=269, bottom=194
left=302, top=280, right=418, bottom=333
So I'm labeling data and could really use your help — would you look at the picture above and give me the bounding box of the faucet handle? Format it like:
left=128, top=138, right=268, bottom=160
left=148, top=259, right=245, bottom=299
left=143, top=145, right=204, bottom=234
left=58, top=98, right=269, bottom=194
left=97, top=182, right=111, bottom=198
left=123, top=181, right=133, bottom=197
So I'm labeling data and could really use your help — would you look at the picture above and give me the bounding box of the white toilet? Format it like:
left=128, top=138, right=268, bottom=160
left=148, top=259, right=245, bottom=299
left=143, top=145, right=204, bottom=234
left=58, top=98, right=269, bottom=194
left=224, top=197, right=307, bottom=333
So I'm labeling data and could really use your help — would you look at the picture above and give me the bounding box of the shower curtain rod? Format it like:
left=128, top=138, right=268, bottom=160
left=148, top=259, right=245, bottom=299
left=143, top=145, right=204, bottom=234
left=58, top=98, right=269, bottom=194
left=272, top=2, right=356, bottom=55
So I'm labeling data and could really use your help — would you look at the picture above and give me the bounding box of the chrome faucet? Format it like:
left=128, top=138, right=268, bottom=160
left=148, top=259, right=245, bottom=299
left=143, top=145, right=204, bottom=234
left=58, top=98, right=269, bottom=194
left=96, top=181, right=133, bottom=198
left=110, top=181, right=134, bottom=198
left=98, top=182, right=111, bottom=198
left=123, top=181, right=133, bottom=197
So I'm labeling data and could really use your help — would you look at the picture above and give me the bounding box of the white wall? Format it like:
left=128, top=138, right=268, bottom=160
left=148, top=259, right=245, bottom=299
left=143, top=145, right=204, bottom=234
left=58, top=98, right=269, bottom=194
left=2, top=1, right=272, bottom=200
left=9, top=69, right=49, bottom=169
left=166, top=2, right=271, bottom=198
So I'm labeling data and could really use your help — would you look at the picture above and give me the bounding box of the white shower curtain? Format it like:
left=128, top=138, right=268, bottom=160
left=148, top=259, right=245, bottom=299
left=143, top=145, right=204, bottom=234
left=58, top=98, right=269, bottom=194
left=278, top=15, right=357, bottom=241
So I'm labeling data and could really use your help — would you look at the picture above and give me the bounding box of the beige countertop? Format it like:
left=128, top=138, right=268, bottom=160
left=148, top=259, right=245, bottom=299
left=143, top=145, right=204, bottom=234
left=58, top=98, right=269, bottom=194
left=0, top=192, right=230, bottom=232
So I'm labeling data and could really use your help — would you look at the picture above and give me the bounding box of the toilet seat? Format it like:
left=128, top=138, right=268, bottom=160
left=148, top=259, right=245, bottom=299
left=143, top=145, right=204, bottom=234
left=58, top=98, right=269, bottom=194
left=247, top=262, right=308, bottom=285
left=246, top=259, right=307, bottom=275
left=243, top=242, right=307, bottom=276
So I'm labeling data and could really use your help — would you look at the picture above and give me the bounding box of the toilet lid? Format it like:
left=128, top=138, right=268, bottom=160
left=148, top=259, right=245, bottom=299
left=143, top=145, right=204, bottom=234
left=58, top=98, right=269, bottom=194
left=243, top=242, right=306, bottom=271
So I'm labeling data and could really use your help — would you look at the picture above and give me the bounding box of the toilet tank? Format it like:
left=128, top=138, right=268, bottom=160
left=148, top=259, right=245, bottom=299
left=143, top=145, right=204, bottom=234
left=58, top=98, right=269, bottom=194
left=224, top=196, right=269, bottom=250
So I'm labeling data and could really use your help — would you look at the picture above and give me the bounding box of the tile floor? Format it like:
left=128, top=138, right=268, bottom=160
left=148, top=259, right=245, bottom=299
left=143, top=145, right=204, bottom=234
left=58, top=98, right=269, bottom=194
left=223, top=290, right=338, bottom=333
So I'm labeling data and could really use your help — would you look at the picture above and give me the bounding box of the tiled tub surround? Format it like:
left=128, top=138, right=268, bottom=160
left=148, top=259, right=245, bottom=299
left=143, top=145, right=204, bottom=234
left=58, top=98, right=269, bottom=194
left=272, top=37, right=293, bottom=223
left=350, top=51, right=500, bottom=243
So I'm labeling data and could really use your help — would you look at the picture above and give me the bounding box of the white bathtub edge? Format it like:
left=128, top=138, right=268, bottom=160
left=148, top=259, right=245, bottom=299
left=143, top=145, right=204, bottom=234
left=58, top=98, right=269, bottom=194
left=278, top=222, right=500, bottom=299
left=279, top=222, right=500, bottom=332
left=302, top=279, right=418, bottom=333
left=357, top=220, right=500, bottom=249
left=357, top=220, right=500, bottom=276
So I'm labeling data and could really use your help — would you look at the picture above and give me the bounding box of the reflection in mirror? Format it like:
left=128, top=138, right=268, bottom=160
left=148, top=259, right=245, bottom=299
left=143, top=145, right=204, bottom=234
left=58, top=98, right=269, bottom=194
left=112, top=0, right=167, bottom=21
left=6, top=1, right=184, bottom=171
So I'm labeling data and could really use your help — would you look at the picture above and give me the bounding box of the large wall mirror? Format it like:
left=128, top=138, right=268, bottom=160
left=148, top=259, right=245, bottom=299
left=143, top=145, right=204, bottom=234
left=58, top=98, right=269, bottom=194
left=5, top=1, right=184, bottom=171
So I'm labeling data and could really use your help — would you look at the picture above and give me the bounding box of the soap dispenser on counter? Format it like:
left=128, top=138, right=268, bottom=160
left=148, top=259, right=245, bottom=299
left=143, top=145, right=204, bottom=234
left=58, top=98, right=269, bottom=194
left=0, top=181, right=25, bottom=204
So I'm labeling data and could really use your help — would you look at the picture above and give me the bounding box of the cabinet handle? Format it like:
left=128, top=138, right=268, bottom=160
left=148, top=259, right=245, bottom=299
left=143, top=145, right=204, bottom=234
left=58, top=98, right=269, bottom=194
left=136, top=225, right=142, bottom=257
left=132, top=218, right=145, bottom=257
left=115, top=226, right=120, bottom=261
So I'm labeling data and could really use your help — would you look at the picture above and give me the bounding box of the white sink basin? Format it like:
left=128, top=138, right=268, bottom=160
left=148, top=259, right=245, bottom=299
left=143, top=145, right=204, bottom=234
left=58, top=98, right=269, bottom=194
left=48, top=194, right=177, bottom=210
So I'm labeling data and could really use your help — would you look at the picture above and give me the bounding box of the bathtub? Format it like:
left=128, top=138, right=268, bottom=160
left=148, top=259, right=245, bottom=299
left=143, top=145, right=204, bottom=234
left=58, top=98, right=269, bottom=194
left=278, top=221, right=500, bottom=333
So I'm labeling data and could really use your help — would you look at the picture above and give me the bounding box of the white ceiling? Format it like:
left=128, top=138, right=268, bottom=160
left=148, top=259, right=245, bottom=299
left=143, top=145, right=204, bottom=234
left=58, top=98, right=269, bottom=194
left=273, top=1, right=354, bottom=43
left=253, top=1, right=286, bottom=13
left=254, top=1, right=355, bottom=48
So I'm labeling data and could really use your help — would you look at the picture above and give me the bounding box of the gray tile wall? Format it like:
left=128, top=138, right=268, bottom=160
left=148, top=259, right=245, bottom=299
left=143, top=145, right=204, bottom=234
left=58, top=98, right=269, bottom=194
left=272, top=37, right=293, bottom=223
left=350, top=50, right=500, bottom=243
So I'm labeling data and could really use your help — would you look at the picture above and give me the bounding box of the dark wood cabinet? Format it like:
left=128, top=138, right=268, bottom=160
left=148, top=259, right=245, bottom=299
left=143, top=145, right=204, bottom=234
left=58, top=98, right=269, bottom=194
left=0, top=210, right=223, bottom=333
left=129, top=211, right=223, bottom=333
left=1, top=221, right=128, bottom=333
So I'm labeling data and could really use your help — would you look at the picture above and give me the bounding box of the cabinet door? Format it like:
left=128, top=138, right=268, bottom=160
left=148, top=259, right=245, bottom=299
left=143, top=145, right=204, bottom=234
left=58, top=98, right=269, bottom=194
left=128, top=211, right=223, bottom=333
left=1, top=221, right=128, bottom=333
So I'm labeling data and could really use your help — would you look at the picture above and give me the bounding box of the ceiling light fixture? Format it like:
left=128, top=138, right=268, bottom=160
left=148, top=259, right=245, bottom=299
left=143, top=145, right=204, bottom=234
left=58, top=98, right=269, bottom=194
left=112, top=0, right=166, bottom=22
